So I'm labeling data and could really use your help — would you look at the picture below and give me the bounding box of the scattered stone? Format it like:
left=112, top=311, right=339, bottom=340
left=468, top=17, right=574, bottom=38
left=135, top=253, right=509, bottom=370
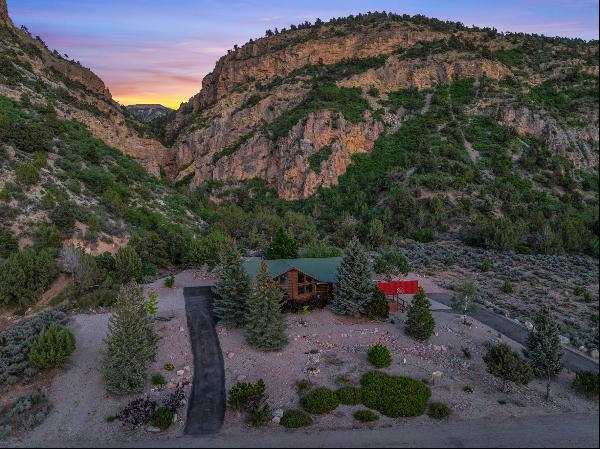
left=432, top=371, right=443, bottom=384
left=237, top=375, right=247, bottom=382
left=591, top=349, right=599, bottom=360
left=559, top=336, right=570, bottom=346
left=525, top=322, right=534, bottom=331
left=176, top=370, right=185, bottom=376
left=272, top=417, right=281, bottom=425
left=227, top=352, right=235, bottom=359
left=146, top=426, right=161, bottom=433
left=273, top=409, right=284, bottom=418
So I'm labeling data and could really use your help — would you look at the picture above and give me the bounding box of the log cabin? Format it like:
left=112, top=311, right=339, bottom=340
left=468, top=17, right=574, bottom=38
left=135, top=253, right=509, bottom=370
left=243, top=258, right=343, bottom=303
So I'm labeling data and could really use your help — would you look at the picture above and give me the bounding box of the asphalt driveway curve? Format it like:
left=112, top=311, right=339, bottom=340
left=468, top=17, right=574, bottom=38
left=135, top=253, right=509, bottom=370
left=428, top=293, right=599, bottom=373
left=183, top=286, right=226, bottom=435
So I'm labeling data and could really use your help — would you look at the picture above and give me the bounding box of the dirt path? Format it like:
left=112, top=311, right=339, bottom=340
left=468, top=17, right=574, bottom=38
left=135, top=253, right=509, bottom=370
left=183, top=287, right=225, bottom=436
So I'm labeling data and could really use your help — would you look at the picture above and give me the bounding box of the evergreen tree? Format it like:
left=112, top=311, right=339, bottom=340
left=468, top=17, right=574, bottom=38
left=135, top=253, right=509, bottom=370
left=526, top=307, right=564, bottom=400
left=101, top=282, right=158, bottom=395
left=114, top=246, right=142, bottom=283
left=405, top=288, right=436, bottom=341
left=266, top=228, right=299, bottom=259
left=331, top=238, right=374, bottom=317
left=484, top=343, right=533, bottom=392
left=451, top=278, right=477, bottom=325
left=213, top=244, right=251, bottom=327
left=245, top=262, right=288, bottom=351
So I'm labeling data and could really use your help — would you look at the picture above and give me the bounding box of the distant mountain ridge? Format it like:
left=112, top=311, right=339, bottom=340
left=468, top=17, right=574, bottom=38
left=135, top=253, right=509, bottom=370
left=126, top=104, right=173, bottom=123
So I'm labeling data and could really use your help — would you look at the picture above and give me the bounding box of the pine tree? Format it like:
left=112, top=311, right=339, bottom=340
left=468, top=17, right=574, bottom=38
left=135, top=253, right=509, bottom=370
left=526, top=307, right=564, bottom=400
left=266, top=228, right=299, bottom=259
left=245, top=262, right=288, bottom=351
left=114, top=246, right=142, bottom=283
left=331, top=238, right=374, bottom=318
left=213, top=244, right=251, bottom=327
left=405, top=288, right=436, bottom=341
left=101, top=282, right=158, bottom=395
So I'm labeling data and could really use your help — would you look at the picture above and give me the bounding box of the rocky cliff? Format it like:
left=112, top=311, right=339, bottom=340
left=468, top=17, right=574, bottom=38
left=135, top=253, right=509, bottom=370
left=0, top=1, right=171, bottom=176
left=169, top=16, right=598, bottom=199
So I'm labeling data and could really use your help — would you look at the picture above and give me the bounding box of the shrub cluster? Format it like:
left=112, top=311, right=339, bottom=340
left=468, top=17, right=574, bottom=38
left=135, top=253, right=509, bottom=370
left=0, top=307, right=69, bottom=388
left=0, top=390, right=51, bottom=440
left=228, top=379, right=271, bottom=427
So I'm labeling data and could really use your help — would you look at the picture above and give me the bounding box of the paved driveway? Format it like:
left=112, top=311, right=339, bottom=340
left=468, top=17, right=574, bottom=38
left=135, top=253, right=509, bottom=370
left=183, top=287, right=225, bottom=435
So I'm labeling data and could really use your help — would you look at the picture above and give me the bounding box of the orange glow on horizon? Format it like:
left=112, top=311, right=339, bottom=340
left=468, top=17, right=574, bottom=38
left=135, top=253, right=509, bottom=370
left=114, top=95, right=188, bottom=110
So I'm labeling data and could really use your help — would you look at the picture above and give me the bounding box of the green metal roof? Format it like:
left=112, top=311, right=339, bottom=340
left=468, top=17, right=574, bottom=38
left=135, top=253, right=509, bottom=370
left=243, top=258, right=344, bottom=284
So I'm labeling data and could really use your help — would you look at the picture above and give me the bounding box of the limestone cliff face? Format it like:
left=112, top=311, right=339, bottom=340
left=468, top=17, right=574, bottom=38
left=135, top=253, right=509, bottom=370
left=192, top=23, right=450, bottom=109
left=338, top=54, right=512, bottom=92
left=493, top=106, right=599, bottom=169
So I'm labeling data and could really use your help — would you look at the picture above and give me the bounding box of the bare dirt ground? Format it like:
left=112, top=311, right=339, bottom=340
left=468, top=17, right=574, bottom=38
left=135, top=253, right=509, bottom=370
left=219, top=308, right=598, bottom=435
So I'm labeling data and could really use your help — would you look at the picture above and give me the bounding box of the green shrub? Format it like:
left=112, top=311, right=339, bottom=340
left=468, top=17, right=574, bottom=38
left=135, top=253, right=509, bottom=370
left=49, top=202, right=77, bottom=236
left=28, top=323, right=75, bottom=370
left=353, top=409, right=379, bottom=422
left=502, top=281, right=514, bottom=294
left=367, top=343, right=392, bottom=368
left=428, top=402, right=451, bottom=419
left=481, top=260, right=491, bottom=272
left=150, top=408, right=174, bottom=431
left=583, top=292, right=593, bottom=303
left=151, top=374, right=166, bottom=386
left=360, top=371, right=431, bottom=418
left=573, top=371, right=599, bottom=398
left=164, top=276, right=175, bottom=288
left=574, top=285, right=585, bottom=296
left=301, top=387, right=340, bottom=414
left=228, top=379, right=266, bottom=411
left=280, top=410, right=313, bottom=428
left=336, top=386, right=362, bottom=405
left=246, top=404, right=271, bottom=427
left=15, top=163, right=40, bottom=186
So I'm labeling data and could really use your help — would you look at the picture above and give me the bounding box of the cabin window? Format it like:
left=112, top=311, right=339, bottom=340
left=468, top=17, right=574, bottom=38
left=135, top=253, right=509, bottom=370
left=296, top=272, right=316, bottom=297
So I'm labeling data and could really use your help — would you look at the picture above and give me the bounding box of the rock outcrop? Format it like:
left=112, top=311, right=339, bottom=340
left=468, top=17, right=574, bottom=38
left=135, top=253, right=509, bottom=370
left=0, top=0, right=12, bottom=28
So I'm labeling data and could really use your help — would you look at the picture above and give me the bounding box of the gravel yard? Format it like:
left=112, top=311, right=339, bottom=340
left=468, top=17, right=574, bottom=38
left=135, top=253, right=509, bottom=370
left=219, top=308, right=598, bottom=435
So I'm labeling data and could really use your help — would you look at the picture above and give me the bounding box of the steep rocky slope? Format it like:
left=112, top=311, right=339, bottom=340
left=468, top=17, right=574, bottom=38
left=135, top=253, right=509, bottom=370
left=166, top=14, right=598, bottom=201
left=0, top=0, right=170, bottom=176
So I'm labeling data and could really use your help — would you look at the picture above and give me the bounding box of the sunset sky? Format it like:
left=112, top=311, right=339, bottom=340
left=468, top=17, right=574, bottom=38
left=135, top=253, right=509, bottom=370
left=9, top=0, right=599, bottom=109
